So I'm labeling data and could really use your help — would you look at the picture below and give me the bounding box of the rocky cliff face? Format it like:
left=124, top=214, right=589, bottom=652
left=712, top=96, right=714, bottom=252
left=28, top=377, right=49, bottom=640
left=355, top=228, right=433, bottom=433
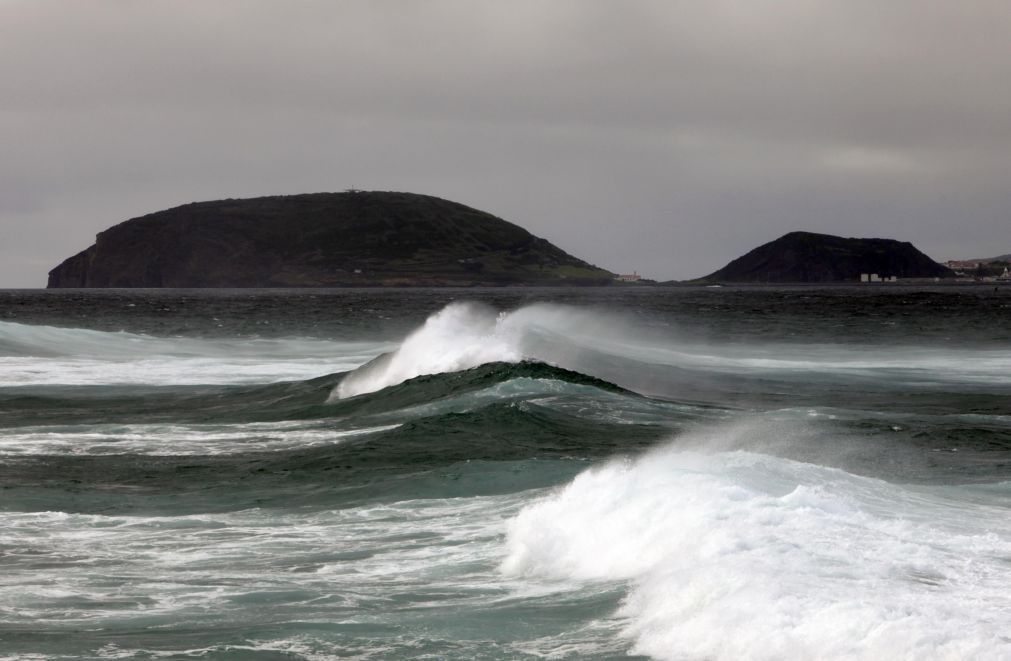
left=700, top=231, right=954, bottom=283
left=48, top=192, right=613, bottom=288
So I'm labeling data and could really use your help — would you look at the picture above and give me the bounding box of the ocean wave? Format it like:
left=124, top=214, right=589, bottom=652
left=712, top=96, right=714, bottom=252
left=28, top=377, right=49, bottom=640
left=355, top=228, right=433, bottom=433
left=0, top=361, right=680, bottom=514
left=502, top=421, right=1011, bottom=660
left=0, top=320, right=386, bottom=386
left=0, top=360, right=649, bottom=427
left=330, top=301, right=673, bottom=399
left=333, top=302, right=528, bottom=399
left=331, top=302, right=1011, bottom=404
left=0, top=421, right=400, bottom=457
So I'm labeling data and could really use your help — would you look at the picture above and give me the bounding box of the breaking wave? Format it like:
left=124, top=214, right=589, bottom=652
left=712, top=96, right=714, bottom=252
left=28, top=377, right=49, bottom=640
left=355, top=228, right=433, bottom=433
left=502, top=422, right=1011, bottom=660
left=332, top=302, right=628, bottom=399
left=333, top=301, right=1011, bottom=403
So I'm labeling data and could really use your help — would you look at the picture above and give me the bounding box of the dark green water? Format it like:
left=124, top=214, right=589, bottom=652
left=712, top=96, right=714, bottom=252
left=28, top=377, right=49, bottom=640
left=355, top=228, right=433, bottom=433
left=1, top=287, right=1010, bottom=659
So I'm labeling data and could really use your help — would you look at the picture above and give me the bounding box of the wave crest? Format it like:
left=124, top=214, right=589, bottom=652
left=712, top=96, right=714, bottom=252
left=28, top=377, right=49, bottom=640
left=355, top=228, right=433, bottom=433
left=333, top=302, right=607, bottom=399
left=502, top=423, right=1011, bottom=660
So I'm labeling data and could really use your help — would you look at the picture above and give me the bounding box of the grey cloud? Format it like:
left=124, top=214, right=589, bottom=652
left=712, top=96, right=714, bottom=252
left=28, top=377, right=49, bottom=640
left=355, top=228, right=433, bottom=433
left=1, top=0, right=1009, bottom=286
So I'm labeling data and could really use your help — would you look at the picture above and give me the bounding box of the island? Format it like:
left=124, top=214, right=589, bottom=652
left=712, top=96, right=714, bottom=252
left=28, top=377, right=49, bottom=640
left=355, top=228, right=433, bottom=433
left=698, top=231, right=954, bottom=283
left=47, top=191, right=614, bottom=287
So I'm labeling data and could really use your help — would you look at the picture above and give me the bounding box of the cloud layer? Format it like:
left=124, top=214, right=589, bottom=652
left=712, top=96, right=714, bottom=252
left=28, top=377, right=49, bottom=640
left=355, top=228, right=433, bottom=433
left=3, top=1, right=1010, bottom=285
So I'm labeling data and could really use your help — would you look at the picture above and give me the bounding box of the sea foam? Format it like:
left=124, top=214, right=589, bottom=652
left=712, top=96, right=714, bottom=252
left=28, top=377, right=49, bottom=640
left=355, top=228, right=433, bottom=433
left=332, top=301, right=1011, bottom=402
left=332, top=302, right=618, bottom=399
left=0, top=320, right=384, bottom=386
left=502, top=423, right=1011, bottom=660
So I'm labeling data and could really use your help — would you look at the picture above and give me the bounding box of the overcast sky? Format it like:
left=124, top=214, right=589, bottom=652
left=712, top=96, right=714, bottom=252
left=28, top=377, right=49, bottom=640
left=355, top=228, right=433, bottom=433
left=2, top=1, right=1010, bottom=286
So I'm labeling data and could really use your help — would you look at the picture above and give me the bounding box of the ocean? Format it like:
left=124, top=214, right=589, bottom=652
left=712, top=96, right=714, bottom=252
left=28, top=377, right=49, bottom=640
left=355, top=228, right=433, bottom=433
left=1, top=286, right=1009, bottom=660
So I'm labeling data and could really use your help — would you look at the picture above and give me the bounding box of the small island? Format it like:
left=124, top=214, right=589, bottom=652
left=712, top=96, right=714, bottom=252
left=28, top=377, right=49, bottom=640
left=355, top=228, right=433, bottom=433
left=47, top=191, right=614, bottom=288
left=698, top=231, right=954, bottom=283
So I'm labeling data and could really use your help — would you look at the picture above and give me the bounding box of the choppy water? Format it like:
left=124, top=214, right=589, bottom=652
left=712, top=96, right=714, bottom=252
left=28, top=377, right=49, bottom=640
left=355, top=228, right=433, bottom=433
left=1, top=286, right=1010, bottom=660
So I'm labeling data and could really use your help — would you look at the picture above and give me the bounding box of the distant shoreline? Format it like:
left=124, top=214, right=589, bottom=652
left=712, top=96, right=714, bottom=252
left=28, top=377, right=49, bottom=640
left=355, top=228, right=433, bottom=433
left=4, top=280, right=1008, bottom=292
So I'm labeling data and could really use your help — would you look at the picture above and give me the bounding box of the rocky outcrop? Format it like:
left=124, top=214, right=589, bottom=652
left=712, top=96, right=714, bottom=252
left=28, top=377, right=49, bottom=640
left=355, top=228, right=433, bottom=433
left=699, top=231, right=953, bottom=283
left=48, top=192, right=613, bottom=287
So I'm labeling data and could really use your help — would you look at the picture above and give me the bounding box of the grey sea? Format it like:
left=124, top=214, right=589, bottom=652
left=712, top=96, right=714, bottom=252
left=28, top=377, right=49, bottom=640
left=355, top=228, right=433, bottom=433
left=1, top=286, right=1010, bottom=660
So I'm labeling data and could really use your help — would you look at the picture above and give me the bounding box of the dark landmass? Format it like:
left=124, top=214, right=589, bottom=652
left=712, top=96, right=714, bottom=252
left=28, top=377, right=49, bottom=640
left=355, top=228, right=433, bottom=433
left=48, top=191, right=613, bottom=288
left=698, top=231, right=954, bottom=283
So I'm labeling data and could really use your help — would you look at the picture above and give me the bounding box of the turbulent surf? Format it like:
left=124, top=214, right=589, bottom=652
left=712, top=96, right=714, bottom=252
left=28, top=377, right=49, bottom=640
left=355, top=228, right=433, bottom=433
left=1, top=287, right=1009, bottom=660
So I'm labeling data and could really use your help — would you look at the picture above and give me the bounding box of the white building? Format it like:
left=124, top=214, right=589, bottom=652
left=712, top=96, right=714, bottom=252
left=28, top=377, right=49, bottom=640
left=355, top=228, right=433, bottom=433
left=860, top=273, right=897, bottom=283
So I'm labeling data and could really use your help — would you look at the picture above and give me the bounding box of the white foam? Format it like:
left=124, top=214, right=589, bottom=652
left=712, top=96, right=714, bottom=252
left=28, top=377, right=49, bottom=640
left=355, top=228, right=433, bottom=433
left=0, top=422, right=399, bottom=456
left=0, top=355, right=376, bottom=387
left=0, top=493, right=525, bottom=630
left=332, top=301, right=637, bottom=399
left=653, top=344, right=1011, bottom=386
left=331, top=302, right=1011, bottom=401
left=0, top=320, right=389, bottom=386
left=502, top=423, right=1011, bottom=660
left=332, top=302, right=522, bottom=399
left=8, top=313, right=1008, bottom=391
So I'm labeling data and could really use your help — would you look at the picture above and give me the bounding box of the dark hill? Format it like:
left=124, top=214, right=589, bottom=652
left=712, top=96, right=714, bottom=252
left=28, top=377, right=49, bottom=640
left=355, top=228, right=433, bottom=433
left=700, top=231, right=954, bottom=283
left=47, top=191, right=613, bottom=288
left=970, top=253, right=1011, bottom=263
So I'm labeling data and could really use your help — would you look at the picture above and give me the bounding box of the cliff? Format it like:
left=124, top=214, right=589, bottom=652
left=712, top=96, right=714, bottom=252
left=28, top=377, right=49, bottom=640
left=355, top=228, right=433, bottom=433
left=47, top=192, right=613, bottom=287
left=699, top=231, right=954, bottom=283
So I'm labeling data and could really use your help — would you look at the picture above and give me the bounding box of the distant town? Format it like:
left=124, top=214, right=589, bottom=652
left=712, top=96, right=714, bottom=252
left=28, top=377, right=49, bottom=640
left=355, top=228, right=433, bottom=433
left=943, top=259, right=1011, bottom=282
left=838, top=259, right=1010, bottom=284
left=611, top=259, right=1011, bottom=285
